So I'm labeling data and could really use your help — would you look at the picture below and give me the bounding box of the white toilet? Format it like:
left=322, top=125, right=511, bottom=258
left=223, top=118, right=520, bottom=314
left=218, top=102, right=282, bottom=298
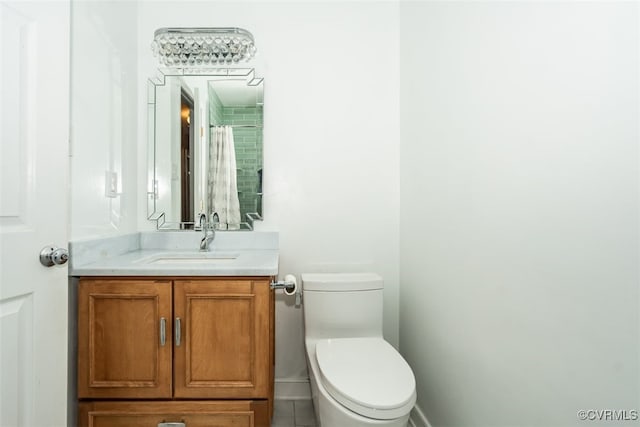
left=301, top=273, right=416, bottom=427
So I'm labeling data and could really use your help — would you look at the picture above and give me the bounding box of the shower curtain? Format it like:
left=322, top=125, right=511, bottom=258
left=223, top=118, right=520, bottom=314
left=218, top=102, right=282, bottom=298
left=208, top=125, right=241, bottom=230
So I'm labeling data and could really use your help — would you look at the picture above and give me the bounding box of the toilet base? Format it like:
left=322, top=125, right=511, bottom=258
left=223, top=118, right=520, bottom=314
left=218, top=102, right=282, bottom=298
left=305, top=340, right=411, bottom=427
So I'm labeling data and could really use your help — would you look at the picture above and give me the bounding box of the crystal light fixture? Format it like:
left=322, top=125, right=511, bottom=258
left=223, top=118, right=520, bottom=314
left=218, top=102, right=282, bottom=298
left=151, top=27, right=257, bottom=67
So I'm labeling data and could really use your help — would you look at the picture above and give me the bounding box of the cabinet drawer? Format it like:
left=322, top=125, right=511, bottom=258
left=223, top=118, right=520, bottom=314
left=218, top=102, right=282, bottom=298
left=78, top=400, right=270, bottom=427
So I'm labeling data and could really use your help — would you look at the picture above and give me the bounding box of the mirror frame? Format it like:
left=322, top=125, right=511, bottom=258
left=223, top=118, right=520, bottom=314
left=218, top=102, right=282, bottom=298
left=146, top=67, right=264, bottom=230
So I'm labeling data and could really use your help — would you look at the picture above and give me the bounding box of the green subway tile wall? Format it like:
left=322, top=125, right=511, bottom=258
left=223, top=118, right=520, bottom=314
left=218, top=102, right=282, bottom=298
left=224, top=106, right=263, bottom=221
left=208, top=87, right=224, bottom=125
left=209, top=86, right=263, bottom=223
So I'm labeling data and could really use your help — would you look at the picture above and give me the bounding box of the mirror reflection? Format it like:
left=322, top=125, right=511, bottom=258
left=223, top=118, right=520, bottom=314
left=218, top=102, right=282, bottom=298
left=147, top=69, right=263, bottom=230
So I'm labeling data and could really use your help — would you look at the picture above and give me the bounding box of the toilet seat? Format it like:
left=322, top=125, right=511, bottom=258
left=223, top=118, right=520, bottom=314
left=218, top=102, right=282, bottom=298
left=315, top=337, right=416, bottom=420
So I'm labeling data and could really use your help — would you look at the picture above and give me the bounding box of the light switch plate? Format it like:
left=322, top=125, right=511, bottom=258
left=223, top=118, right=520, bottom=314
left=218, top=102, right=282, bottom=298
left=105, top=170, right=118, bottom=198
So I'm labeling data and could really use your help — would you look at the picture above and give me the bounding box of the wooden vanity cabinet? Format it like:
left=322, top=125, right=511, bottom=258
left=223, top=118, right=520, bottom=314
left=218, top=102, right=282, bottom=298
left=77, top=277, right=275, bottom=426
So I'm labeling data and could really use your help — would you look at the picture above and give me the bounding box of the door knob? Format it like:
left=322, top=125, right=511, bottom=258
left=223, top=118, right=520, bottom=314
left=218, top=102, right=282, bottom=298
left=39, top=246, right=69, bottom=267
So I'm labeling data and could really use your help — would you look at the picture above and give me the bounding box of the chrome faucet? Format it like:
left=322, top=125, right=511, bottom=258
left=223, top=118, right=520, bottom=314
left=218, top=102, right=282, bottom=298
left=199, top=212, right=219, bottom=251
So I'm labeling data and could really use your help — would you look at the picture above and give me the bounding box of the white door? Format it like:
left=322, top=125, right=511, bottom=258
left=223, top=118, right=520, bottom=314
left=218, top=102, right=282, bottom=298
left=0, top=1, right=69, bottom=426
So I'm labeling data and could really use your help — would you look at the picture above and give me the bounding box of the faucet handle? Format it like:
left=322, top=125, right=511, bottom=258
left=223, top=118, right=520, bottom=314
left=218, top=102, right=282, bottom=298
left=210, top=212, right=220, bottom=230
left=197, top=213, right=208, bottom=231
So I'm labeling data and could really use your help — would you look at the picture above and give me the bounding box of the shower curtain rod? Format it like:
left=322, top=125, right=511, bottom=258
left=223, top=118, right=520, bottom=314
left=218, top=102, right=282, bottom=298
left=209, top=124, right=262, bottom=128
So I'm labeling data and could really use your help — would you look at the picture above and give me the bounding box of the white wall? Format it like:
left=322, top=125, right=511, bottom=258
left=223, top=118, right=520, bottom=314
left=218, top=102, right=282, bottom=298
left=70, top=1, right=139, bottom=240
left=137, top=1, right=401, bottom=393
left=399, top=2, right=639, bottom=426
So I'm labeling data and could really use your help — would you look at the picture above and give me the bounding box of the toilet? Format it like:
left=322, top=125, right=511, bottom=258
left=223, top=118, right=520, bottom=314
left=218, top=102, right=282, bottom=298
left=301, top=273, right=416, bottom=427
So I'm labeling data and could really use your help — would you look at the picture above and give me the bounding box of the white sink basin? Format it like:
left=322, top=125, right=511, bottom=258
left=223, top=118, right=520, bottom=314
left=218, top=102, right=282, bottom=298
left=137, top=252, right=239, bottom=265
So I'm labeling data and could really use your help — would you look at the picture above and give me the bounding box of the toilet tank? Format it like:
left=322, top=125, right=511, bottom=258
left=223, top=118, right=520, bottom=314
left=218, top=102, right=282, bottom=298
left=301, top=273, right=384, bottom=340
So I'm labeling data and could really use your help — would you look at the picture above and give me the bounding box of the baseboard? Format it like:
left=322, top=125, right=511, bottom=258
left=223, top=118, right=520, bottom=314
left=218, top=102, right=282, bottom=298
left=274, top=378, right=312, bottom=400
left=409, top=403, right=432, bottom=427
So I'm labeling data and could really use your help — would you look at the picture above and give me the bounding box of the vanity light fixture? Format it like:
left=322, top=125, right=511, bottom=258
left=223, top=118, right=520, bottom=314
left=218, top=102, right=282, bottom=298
left=151, top=27, right=257, bottom=67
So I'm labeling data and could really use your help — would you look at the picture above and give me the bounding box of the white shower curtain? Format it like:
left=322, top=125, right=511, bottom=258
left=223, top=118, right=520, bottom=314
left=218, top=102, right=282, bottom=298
left=208, top=126, right=241, bottom=230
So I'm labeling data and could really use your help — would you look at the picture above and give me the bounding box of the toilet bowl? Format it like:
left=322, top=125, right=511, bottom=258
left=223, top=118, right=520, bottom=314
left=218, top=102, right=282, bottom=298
left=302, top=273, right=416, bottom=427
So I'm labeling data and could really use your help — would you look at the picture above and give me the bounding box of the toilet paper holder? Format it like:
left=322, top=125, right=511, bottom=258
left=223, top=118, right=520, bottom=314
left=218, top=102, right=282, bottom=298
left=270, top=274, right=302, bottom=306
left=270, top=280, right=295, bottom=293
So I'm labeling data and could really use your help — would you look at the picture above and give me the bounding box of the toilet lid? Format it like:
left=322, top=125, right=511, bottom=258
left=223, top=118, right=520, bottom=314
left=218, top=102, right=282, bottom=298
left=315, top=337, right=416, bottom=420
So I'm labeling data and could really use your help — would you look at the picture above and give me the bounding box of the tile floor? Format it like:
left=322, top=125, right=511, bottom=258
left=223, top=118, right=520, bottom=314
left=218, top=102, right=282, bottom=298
left=272, top=399, right=317, bottom=427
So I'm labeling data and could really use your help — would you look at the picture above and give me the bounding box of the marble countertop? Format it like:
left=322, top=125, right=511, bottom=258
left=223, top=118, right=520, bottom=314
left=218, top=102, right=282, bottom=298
left=70, top=231, right=279, bottom=277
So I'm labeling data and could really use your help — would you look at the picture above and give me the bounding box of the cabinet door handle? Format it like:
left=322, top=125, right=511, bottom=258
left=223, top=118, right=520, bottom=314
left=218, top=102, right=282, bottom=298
left=175, top=317, right=181, bottom=347
left=159, top=317, right=166, bottom=346
left=158, top=423, right=185, bottom=427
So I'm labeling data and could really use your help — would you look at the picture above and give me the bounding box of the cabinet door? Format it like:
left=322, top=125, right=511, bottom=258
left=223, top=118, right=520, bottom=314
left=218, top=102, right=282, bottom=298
left=174, top=279, right=270, bottom=398
left=78, top=400, right=270, bottom=427
left=78, top=279, right=173, bottom=398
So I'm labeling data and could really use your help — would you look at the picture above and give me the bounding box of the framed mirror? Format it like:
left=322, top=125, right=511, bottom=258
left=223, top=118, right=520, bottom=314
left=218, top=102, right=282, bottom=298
left=147, top=68, right=264, bottom=230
